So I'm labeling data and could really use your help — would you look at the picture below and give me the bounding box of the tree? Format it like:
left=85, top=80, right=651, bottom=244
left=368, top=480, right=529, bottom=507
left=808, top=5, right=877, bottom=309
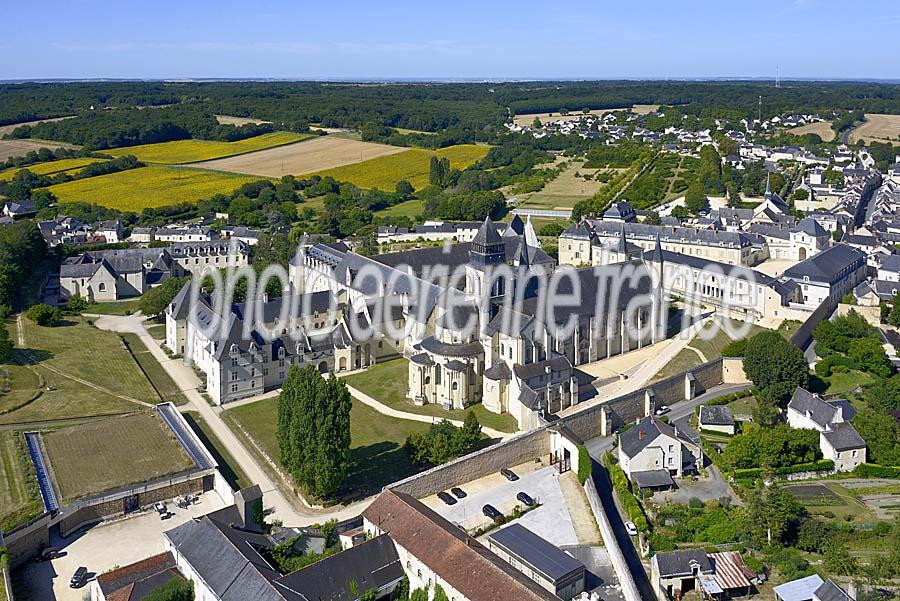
left=395, top=180, right=414, bottom=197
left=852, top=409, right=900, bottom=466
left=532, top=117, right=543, bottom=129
left=743, top=331, right=809, bottom=405
left=0, top=325, right=13, bottom=363
left=139, top=277, right=189, bottom=318
left=144, top=578, right=194, bottom=601
left=791, top=188, right=809, bottom=201
left=433, top=585, right=450, bottom=601
left=889, top=293, right=900, bottom=327
left=746, top=484, right=804, bottom=545
left=727, top=185, right=742, bottom=208
left=277, top=365, right=351, bottom=498
left=26, top=303, right=61, bottom=327
left=848, top=337, right=892, bottom=377
left=684, top=185, right=707, bottom=214
left=643, top=211, right=662, bottom=225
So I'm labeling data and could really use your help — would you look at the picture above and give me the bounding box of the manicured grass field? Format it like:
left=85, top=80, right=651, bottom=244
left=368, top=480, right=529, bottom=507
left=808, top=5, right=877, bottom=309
left=312, top=144, right=490, bottom=191
left=85, top=299, right=141, bottom=315
left=42, top=413, right=194, bottom=502
left=377, top=198, right=425, bottom=220
left=0, top=157, right=108, bottom=181
left=342, top=358, right=518, bottom=433
left=825, top=369, right=874, bottom=395
left=43, top=165, right=264, bottom=211
left=105, top=132, right=312, bottom=164
left=225, top=395, right=431, bottom=499
left=121, top=333, right=188, bottom=405
left=0, top=429, right=43, bottom=533
left=182, top=411, right=252, bottom=490
left=0, top=318, right=158, bottom=425
left=0, top=362, right=42, bottom=415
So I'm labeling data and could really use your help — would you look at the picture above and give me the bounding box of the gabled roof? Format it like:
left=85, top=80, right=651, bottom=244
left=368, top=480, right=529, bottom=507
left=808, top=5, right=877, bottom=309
left=653, top=548, right=713, bottom=578
left=362, top=489, right=560, bottom=601
left=699, top=405, right=734, bottom=426
left=821, top=422, right=866, bottom=451
left=814, top=579, right=854, bottom=601
left=784, top=244, right=866, bottom=284
left=473, top=216, right=504, bottom=246
left=619, top=415, right=693, bottom=459
left=787, top=387, right=841, bottom=429
left=488, top=524, right=584, bottom=584
left=96, top=552, right=179, bottom=597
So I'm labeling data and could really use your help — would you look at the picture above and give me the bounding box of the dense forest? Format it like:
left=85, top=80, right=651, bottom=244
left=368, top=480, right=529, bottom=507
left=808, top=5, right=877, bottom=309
left=4, top=80, right=900, bottom=139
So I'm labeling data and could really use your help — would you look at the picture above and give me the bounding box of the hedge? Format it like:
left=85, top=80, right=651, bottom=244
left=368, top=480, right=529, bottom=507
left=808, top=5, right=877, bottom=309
left=814, top=355, right=857, bottom=377
left=607, top=461, right=649, bottom=531
left=577, top=445, right=592, bottom=485
left=733, top=459, right=834, bottom=481
left=694, top=391, right=750, bottom=415
left=852, top=463, right=900, bottom=478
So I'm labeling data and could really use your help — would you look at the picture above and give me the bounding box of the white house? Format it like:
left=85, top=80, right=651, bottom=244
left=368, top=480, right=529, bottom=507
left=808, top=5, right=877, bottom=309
left=617, top=416, right=703, bottom=479
left=783, top=244, right=867, bottom=309
left=786, top=387, right=865, bottom=472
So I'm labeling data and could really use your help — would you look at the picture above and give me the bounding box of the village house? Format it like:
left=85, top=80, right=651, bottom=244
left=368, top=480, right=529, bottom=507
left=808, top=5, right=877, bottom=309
left=786, top=387, right=866, bottom=472
left=618, top=416, right=703, bottom=480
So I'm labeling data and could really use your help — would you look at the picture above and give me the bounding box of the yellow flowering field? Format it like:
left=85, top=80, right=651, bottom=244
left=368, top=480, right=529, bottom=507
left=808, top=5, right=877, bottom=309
left=0, top=157, right=108, bottom=181
left=104, top=131, right=313, bottom=164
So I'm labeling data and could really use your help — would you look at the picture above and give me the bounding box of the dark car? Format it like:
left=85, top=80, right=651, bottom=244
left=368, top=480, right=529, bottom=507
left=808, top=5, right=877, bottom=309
left=37, top=547, right=62, bottom=562
left=516, top=492, right=535, bottom=507
left=450, top=487, right=467, bottom=499
left=500, top=468, right=519, bottom=481
left=437, top=491, right=457, bottom=505
left=70, top=566, right=88, bottom=588
left=482, top=504, right=503, bottom=522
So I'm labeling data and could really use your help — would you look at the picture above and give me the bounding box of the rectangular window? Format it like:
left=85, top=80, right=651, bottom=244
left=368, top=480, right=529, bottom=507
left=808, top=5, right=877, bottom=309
left=231, top=384, right=238, bottom=392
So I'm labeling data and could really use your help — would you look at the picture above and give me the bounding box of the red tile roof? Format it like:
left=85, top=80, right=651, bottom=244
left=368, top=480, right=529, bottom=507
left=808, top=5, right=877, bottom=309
left=363, top=489, right=560, bottom=601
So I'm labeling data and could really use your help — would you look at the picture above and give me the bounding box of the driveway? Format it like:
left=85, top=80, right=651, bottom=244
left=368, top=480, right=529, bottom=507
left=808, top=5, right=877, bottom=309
left=12, top=491, right=227, bottom=601
left=654, top=464, right=740, bottom=506
left=421, top=463, right=580, bottom=547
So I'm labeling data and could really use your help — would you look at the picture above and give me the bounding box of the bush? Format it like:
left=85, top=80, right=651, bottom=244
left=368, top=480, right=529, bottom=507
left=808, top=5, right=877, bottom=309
left=722, top=338, right=748, bottom=357
left=607, top=460, right=649, bottom=531
left=852, top=463, right=900, bottom=478
left=577, top=445, right=592, bottom=485
left=26, top=303, right=61, bottom=326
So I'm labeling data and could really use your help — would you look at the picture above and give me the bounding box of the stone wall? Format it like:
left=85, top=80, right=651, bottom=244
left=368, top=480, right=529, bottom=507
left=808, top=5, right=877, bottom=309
left=390, top=429, right=551, bottom=499
left=3, top=513, right=51, bottom=569
left=59, top=477, right=205, bottom=537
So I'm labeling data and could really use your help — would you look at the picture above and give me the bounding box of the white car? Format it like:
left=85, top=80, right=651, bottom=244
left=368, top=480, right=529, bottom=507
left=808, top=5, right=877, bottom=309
left=625, top=521, right=638, bottom=536
left=655, top=405, right=670, bottom=416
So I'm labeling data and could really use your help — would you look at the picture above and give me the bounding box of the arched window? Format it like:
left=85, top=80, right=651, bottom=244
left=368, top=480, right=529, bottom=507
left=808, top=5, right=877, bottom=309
left=98, top=282, right=106, bottom=292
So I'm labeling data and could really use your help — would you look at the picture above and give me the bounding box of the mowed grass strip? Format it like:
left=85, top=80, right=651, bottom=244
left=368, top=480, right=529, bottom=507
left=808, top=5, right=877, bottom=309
left=225, top=395, right=431, bottom=498
left=20, top=317, right=160, bottom=404
left=312, top=144, right=490, bottom=190
left=0, top=429, right=43, bottom=532
left=120, top=333, right=188, bottom=405
left=0, top=157, right=108, bottom=181
left=105, top=132, right=312, bottom=164
left=42, top=413, right=194, bottom=502
left=342, top=358, right=518, bottom=433
left=43, top=165, right=265, bottom=211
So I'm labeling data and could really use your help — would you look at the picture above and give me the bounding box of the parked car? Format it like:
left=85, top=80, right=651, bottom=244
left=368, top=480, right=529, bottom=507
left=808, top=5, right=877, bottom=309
left=482, top=504, right=503, bottom=522
left=36, top=547, right=62, bottom=562
left=655, top=405, right=671, bottom=416
left=450, top=487, right=467, bottom=499
left=516, top=492, right=535, bottom=507
left=500, top=468, right=519, bottom=481
left=437, top=491, right=457, bottom=506
left=625, top=521, right=638, bottom=536
left=69, top=566, right=88, bottom=588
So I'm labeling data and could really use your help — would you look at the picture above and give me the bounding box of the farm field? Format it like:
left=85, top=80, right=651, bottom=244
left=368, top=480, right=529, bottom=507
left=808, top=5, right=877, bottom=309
left=43, top=165, right=264, bottom=210
left=193, top=135, right=406, bottom=178
left=0, top=116, right=79, bottom=160
left=312, top=144, right=490, bottom=191
left=850, top=113, right=900, bottom=145
left=214, top=114, right=272, bottom=126
left=105, top=131, right=311, bottom=164
left=225, top=395, right=432, bottom=499
left=787, top=120, right=835, bottom=141
left=41, top=413, right=194, bottom=502
left=0, top=429, right=43, bottom=533
left=0, top=157, right=108, bottom=181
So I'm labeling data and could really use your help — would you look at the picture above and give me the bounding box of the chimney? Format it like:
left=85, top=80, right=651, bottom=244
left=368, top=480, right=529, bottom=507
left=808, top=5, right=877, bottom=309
left=639, top=430, right=646, bottom=440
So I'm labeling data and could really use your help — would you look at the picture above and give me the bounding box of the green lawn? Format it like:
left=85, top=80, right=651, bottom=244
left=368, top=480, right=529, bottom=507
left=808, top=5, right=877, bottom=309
left=825, top=370, right=874, bottom=395
left=0, top=362, right=42, bottom=415
left=651, top=348, right=704, bottom=382
left=182, top=411, right=252, bottom=490
left=377, top=199, right=424, bottom=220
left=225, top=395, right=431, bottom=500
left=85, top=299, right=141, bottom=315
left=146, top=323, right=167, bottom=340
left=342, top=359, right=518, bottom=433
left=120, top=333, right=188, bottom=405
left=0, top=429, right=43, bottom=533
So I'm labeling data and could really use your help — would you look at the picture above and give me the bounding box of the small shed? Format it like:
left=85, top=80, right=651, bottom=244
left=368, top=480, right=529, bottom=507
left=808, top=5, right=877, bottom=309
left=699, top=405, right=736, bottom=435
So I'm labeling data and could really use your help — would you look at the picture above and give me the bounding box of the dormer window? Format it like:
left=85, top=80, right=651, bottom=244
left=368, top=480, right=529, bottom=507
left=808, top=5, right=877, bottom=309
left=230, top=343, right=238, bottom=356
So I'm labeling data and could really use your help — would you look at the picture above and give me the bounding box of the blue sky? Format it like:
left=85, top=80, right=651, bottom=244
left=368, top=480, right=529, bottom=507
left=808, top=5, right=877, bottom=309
left=4, top=0, right=899, bottom=80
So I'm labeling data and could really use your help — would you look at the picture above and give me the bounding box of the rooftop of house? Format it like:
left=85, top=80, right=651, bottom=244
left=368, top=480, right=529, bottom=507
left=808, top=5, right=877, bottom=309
left=96, top=551, right=181, bottom=601
left=487, top=523, right=585, bottom=584
left=699, top=405, right=735, bottom=426
left=619, top=415, right=695, bottom=460
left=653, top=548, right=713, bottom=579
left=787, top=387, right=844, bottom=429
left=362, top=489, right=561, bottom=601
left=783, top=244, right=866, bottom=283
left=821, top=422, right=866, bottom=452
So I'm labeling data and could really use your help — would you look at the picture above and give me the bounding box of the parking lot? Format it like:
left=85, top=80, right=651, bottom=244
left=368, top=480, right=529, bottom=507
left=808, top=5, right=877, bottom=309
left=421, top=462, right=580, bottom=547
left=12, top=491, right=226, bottom=601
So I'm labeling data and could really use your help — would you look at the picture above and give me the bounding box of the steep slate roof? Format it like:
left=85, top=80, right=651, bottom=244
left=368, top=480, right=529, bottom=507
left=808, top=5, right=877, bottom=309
left=787, top=387, right=841, bottom=429
left=699, top=405, right=734, bottom=426
left=272, top=535, right=403, bottom=601
left=363, top=489, right=560, bottom=601
left=784, top=244, right=866, bottom=284
left=653, top=549, right=713, bottom=578
left=473, top=216, right=504, bottom=246
left=573, top=220, right=754, bottom=249
left=821, top=422, right=866, bottom=451
left=880, top=254, right=900, bottom=273
left=619, top=416, right=693, bottom=459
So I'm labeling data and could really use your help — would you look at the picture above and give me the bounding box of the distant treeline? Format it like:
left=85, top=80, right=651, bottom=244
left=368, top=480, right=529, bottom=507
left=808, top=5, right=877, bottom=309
left=4, top=80, right=900, bottom=144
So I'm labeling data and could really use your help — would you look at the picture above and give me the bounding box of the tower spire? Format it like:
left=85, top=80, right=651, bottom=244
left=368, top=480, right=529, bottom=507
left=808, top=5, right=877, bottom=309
left=765, top=172, right=772, bottom=198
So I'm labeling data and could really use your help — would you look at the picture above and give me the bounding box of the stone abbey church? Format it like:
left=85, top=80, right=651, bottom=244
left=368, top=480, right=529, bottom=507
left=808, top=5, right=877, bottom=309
left=168, top=216, right=664, bottom=431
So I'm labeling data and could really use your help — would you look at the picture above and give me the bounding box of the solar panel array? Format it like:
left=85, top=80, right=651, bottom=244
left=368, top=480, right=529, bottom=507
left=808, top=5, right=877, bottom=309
left=24, top=431, right=59, bottom=513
